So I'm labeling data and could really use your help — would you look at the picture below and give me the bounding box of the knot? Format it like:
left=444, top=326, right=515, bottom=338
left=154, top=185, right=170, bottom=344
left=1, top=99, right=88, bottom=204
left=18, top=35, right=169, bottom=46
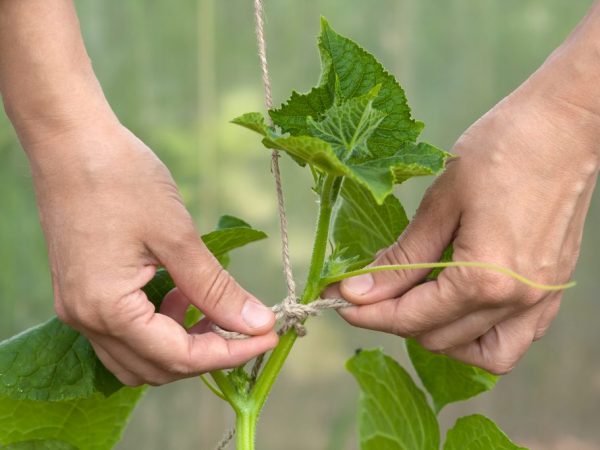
left=211, top=297, right=352, bottom=340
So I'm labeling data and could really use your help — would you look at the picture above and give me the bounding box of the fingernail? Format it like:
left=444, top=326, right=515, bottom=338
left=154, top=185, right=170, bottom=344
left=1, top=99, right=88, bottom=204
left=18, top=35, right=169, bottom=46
left=343, top=273, right=374, bottom=295
left=242, top=298, right=273, bottom=329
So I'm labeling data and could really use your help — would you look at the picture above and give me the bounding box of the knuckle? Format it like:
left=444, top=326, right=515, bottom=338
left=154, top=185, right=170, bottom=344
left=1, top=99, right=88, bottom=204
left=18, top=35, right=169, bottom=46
left=200, top=267, right=236, bottom=311
left=390, top=305, right=424, bottom=337
left=165, top=224, right=198, bottom=253
left=417, top=336, right=450, bottom=353
left=144, top=374, right=173, bottom=387
left=117, top=374, right=145, bottom=388
left=473, top=270, right=521, bottom=306
left=101, top=291, right=155, bottom=336
left=520, top=287, right=544, bottom=307
left=485, top=359, right=516, bottom=376
left=54, top=299, right=73, bottom=326
left=533, top=325, right=549, bottom=341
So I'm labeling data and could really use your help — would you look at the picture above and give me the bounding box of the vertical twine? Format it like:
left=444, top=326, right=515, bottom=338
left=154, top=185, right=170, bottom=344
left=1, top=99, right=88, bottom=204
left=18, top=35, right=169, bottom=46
left=254, top=0, right=297, bottom=303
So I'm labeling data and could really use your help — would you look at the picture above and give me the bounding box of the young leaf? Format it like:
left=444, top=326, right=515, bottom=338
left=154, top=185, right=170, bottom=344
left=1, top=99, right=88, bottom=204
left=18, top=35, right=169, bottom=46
left=406, top=339, right=498, bottom=413
left=328, top=179, right=408, bottom=274
left=307, top=86, right=387, bottom=161
left=443, top=415, right=528, bottom=450
left=347, top=348, right=439, bottom=450
left=0, top=388, right=145, bottom=450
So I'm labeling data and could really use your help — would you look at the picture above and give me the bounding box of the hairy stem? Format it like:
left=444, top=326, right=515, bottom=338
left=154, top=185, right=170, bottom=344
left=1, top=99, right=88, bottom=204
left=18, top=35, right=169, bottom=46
left=250, top=174, right=340, bottom=413
left=236, top=409, right=258, bottom=450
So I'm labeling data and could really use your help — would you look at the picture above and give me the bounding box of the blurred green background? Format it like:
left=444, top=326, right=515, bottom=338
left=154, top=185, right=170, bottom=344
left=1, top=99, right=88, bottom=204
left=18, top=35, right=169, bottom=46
left=1, top=0, right=599, bottom=449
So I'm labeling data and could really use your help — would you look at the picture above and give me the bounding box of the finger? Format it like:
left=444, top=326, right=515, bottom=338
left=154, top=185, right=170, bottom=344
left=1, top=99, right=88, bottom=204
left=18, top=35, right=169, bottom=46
left=340, top=171, right=460, bottom=305
left=533, top=294, right=561, bottom=340
left=187, top=317, right=218, bottom=335
left=89, top=339, right=145, bottom=387
left=159, top=287, right=191, bottom=325
left=100, top=288, right=278, bottom=379
left=91, top=334, right=178, bottom=386
left=339, top=275, right=476, bottom=337
left=443, top=309, right=539, bottom=375
left=416, top=307, right=510, bottom=353
left=149, top=213, right=275, bottom=336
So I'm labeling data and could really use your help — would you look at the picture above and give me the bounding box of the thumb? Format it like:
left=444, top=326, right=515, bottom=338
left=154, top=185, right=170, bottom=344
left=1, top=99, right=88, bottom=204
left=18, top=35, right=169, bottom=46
left=151, top=225, right=275, bottom=336
left=340, top=180, right=460, bottom=304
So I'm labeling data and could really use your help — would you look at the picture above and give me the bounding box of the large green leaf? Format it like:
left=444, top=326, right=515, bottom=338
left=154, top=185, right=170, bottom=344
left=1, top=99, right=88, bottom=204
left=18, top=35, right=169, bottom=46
left=0, top=388, right=145, bottom=450
left=347, top=349, right=439, bottom=450
left=443, top=415, right=528, bottom=450
left=0, top=318, right=121, bottom=402
left=406, top=339, right=498, bottom=413
left=327, top=179, right=408, bottom=274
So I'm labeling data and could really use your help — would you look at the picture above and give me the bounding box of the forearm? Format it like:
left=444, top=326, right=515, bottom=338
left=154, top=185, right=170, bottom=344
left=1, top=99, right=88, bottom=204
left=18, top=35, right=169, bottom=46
left=0, top=0, right=115, bottom=149
left=521, top=0, right=600, bottom=166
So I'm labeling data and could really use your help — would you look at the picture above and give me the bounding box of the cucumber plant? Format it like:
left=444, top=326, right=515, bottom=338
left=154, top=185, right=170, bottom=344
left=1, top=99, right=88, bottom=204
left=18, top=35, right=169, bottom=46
left=0, top=18, right=528, bottom=450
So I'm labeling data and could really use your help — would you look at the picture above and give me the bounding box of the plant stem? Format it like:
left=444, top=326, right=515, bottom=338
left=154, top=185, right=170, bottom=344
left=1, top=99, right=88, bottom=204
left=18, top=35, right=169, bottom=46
left=236, top=409, right=258, bottom=450
left=250, top=174, right=340, bottom=412
left=210, top=370, right=241, bottom=409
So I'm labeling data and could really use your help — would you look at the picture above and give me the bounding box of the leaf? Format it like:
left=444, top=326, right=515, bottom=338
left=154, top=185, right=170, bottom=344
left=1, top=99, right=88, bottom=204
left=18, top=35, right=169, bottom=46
left=230, top=112, right=269, bottom=136
left=202, top=215, right=268, bottom=266
left=0, top=387, right=145, bottom=450
left=268, top=78, right=335, bottom=136
left=347, top=348, right=439, bottom=450
left=0, top=440, right=77, bottom=450
left=318, top=18, right=424, bottom=155
left=0, top=318, right=121, bottom=402
left=307, top=86, right=387, bottom=161
left=443, top=415, right=528, bottom=450
left=271, top=18, right=423, bottom=152
left=235, top=19, right=449, bottom=204
left=406, top=339, right=498, bottom=413
left=328, top=179, right=408, bottom=274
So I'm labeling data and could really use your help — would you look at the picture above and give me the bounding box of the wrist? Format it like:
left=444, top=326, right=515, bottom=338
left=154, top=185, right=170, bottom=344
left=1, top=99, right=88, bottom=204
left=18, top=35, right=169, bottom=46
left=3, top=77, right=118, bottom=151
left=513, top=8, right=600, bottom=170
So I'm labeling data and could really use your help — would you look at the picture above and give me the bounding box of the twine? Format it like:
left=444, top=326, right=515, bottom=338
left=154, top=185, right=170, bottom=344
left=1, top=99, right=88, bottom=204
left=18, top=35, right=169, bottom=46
left=212, top=297, right=352, bottom=339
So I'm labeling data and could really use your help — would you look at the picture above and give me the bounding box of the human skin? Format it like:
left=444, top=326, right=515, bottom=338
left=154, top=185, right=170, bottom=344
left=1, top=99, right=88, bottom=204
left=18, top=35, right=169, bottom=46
left=327, top=1, right=600, bottom=374
left=0, top=0, right=278, bottom=386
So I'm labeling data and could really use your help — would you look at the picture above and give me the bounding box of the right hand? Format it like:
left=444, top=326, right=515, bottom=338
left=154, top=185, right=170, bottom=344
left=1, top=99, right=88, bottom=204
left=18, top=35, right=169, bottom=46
left=26, top=117, right=278, bottom=386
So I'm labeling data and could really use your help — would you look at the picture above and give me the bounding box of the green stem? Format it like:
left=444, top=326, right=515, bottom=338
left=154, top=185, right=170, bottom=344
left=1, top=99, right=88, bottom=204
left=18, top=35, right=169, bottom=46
left=322, top=262, right=576, bottom=291
left=200, top=374, right=226, bottom=401
left=250, top=174, right=340, bottom=412
left=210, top=369, right=242, bottom=410
left=236, top=409, right=258, bottom=450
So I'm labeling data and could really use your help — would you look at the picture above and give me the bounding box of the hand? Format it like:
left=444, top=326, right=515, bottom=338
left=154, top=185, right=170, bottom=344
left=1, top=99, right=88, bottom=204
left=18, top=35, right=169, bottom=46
left=26, top=118, right=278, bottom=386
left=327, top=80, right=599, bottom=374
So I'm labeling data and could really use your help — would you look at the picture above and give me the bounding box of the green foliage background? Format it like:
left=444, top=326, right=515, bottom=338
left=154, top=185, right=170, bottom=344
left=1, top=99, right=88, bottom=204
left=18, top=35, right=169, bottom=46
left=0, top=1, right=598, bottom=449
